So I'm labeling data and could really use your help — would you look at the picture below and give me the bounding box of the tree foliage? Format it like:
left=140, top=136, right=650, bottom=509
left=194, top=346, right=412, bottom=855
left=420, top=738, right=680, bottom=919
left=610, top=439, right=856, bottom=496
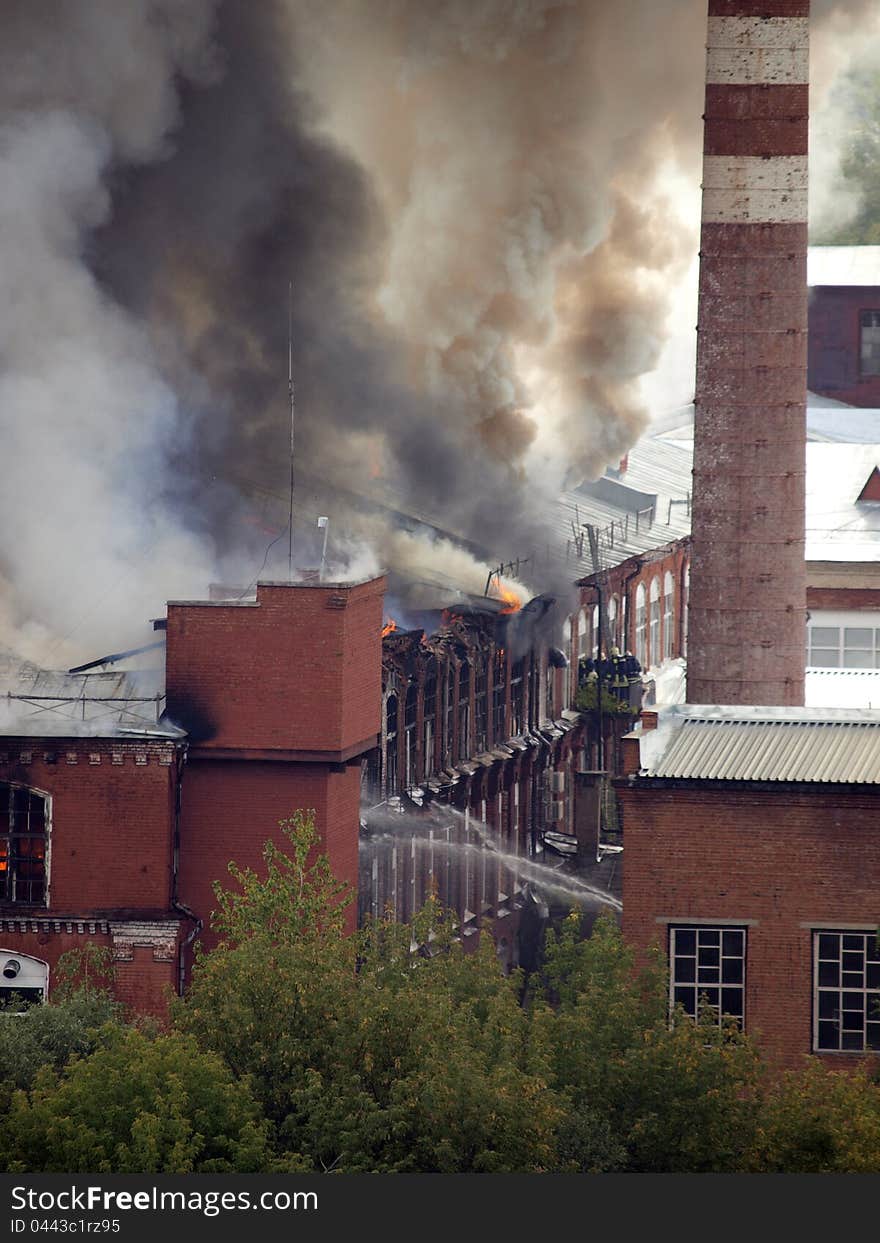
left=0, top=987, right=120, bottom=1117
left=530, top=913, right=761, bottom=1172
left=3, top=810, right=880, bottom=1173
left=1, top=1027, right=291, bottom=1174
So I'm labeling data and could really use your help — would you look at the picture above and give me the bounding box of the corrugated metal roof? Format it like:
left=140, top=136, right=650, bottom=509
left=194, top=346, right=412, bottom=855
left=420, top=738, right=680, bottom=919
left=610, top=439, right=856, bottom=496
left=642, top=717, right=880, bottom=784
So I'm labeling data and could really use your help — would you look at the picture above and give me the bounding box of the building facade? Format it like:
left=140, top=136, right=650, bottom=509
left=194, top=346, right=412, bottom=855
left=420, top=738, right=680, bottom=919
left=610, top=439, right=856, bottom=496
left=618, top=705, right=880, bottom=1067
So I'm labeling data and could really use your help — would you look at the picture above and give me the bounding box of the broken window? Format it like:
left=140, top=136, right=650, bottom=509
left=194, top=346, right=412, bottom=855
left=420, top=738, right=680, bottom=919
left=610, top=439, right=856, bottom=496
left=510, top=658, right=524, bottom=736
left=443, top=664, right=455, bottom=769
left=492, top=649, right=507, bottom=742
left=474, top=663, right=488, bottom=753
left=423, top=674, right=436, bottom=780
left=457, top=661, right=471, bottom=760
left=404, top=682, right=418, bottom=788
left=669, top=925, right=746, bottom=1031
left=814, top=930, right=880, bottom=1053
left=1, top=784, right=48, bottom=907
left=384, top=693, right=398, bottom=797
left=860, top=310, right=880, bottom=376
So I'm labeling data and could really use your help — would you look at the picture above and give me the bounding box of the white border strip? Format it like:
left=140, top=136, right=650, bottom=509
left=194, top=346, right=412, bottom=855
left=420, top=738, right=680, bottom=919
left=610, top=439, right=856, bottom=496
left=707, top=17, right=809, bottom=85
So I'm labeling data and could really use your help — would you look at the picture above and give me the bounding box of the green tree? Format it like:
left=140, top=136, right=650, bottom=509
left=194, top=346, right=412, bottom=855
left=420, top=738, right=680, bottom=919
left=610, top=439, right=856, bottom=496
left=1, top=1027, right=290, bottom=1174
left=749, top=1059, right=880, bottom=1173
left=178, top=813, right=559, bottom=1172
left=0, top=987, right=120, bottom=1117
left=531, top=913, right=761, bottom=1172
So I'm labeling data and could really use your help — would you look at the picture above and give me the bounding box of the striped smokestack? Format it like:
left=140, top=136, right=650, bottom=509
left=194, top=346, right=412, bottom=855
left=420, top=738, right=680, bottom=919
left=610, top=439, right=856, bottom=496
left=687, top=0, right=808, bottom=707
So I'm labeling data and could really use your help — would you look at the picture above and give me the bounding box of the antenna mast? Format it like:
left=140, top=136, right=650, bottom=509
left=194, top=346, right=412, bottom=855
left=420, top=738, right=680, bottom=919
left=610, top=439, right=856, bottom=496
left=288, top=282, right=295, bottom=582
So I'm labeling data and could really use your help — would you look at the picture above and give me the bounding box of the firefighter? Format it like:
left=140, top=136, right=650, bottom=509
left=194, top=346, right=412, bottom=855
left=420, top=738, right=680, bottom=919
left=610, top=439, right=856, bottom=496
left=624, top=649, right=643, bottom=711
left=610, top=646, right=627, bottom=702
left=578, top=655, right=596, bottom=689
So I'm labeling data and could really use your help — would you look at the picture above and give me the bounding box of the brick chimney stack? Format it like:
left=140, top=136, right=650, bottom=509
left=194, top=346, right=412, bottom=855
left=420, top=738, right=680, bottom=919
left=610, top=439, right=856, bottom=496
left=686, top=1, right=808, bottom=706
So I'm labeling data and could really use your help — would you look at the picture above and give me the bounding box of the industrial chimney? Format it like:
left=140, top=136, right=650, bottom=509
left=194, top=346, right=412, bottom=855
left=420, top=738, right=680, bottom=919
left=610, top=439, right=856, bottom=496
left=687, top=0, right=808, bottom=706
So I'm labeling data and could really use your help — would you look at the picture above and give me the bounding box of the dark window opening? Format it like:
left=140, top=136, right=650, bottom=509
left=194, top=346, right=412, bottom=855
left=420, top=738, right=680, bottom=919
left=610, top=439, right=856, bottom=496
left=423, top=675, right=436, bottom=780
left=860, top=310, right=880, bottom=377
left=404, top=683, right=418, bottom=788
left=474, top=664, right=488, bottom=754
left=457, top=661, right=471, bottom=760
left=492, top=649, right=507, bottom=743
left=510, top=659, right=524, bottom=736
left=1, top=784, right=48, bottom=907
left=384, top=694, right=398, bottom=797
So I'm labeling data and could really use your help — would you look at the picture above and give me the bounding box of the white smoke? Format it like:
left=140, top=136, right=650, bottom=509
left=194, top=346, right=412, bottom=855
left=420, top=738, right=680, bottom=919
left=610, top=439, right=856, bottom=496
left=0, top=2, right=223, bottom=663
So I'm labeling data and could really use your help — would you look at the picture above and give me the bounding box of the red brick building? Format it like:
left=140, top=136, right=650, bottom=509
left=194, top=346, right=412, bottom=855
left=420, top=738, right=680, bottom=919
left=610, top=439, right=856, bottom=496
left=0, top=576, right=384, bottom=1013
left=808, top=247, right=880, bottom=408
left=618, top=705, right=880, bottom=1067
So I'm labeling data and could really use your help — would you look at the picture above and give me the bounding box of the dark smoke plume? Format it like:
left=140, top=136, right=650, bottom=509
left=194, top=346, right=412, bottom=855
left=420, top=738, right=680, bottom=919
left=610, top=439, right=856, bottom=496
left=0, top=0, right=869, bottom=660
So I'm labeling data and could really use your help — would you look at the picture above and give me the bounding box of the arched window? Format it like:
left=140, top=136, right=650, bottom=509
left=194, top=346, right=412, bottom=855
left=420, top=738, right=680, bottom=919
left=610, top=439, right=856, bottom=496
left=1, top=783, right=49, bottom=907
left=562, top=619, right=572, bottom=706
left=0, top=950, right=48, bottom=1010
left=510, top=658, right=525, bottom=736
left=423, top=673, right=437, bottom=780
left=457, top=661, right=471, bottom=759
left=663, top=571, right=675, bottom=660
left=608, top=595, right=619, bottom=649
left=649, top=577, right=661, bottom=667
left=474, top=661, right=488, bottom=753
left=404, top=682, right=418, bottom=788
left=635, top=584, right=647, bottom=667
left=492, top=648, right=507, bottom=742
left=682, top=564, right=690, bottom=659
left=384, top=693, right=398, bottom=796
left=577, top=609, right=588, bottom=659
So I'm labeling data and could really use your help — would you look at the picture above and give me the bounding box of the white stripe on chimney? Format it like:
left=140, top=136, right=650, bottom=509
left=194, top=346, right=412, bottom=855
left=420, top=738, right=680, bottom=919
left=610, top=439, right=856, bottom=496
left=702, top=154, right=807, bottom=223
left=707, top=17, right=808, bottom=85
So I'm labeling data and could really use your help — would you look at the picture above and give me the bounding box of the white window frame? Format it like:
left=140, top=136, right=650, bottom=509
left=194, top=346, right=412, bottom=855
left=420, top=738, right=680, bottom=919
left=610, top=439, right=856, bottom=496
left=0, top=950, right=49, bottom=1011
left=669, top=925, right=746, bottom=1030
left=663, top=571, right=675, bottom=661
left=648, top=577, right=661, bottom=668
left=813, top=929, right=880, bottom=1054
left=807, top=610, right=880, bottom=670
left=635, top=584, right=647, bottom=667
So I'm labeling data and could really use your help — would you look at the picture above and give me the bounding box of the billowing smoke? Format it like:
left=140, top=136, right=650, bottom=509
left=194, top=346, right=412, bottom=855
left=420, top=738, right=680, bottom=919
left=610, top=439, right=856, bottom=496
left=0, top=0, right=870, bottom=665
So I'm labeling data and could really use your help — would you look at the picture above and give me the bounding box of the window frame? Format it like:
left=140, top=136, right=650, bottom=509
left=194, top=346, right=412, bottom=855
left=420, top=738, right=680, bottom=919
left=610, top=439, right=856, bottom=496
left=635, top=583, right=648, bottom=668
left=1, top=783, right=50, bottom=909
left=813, top=929, right=880, bottom=1055
left=669, top=924, right=747, bottom=1032
left=859, top=309, right=880, bottom=378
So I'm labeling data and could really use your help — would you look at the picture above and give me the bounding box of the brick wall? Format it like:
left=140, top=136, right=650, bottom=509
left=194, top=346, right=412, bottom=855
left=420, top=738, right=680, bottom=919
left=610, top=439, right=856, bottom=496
left=178, top=757, right=362, bottom=952
left=165, top=577, right=385, bottom=756
left=0, top=738, right=178, bottom=914
left=809, top=285, right=880, bottom=407
left=618, top=780, right=880, bottom=1067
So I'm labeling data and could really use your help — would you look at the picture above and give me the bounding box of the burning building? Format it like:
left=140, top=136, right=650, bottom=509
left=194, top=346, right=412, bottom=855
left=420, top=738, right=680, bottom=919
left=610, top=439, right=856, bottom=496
left=0, top=577, right=384, bottom=1012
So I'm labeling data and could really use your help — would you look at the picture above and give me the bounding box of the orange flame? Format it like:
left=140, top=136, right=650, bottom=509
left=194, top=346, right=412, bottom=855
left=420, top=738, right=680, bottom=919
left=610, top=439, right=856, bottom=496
left=489, top=580, right=523, bottom=615
left=381, top=619, right=397, bottom=637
